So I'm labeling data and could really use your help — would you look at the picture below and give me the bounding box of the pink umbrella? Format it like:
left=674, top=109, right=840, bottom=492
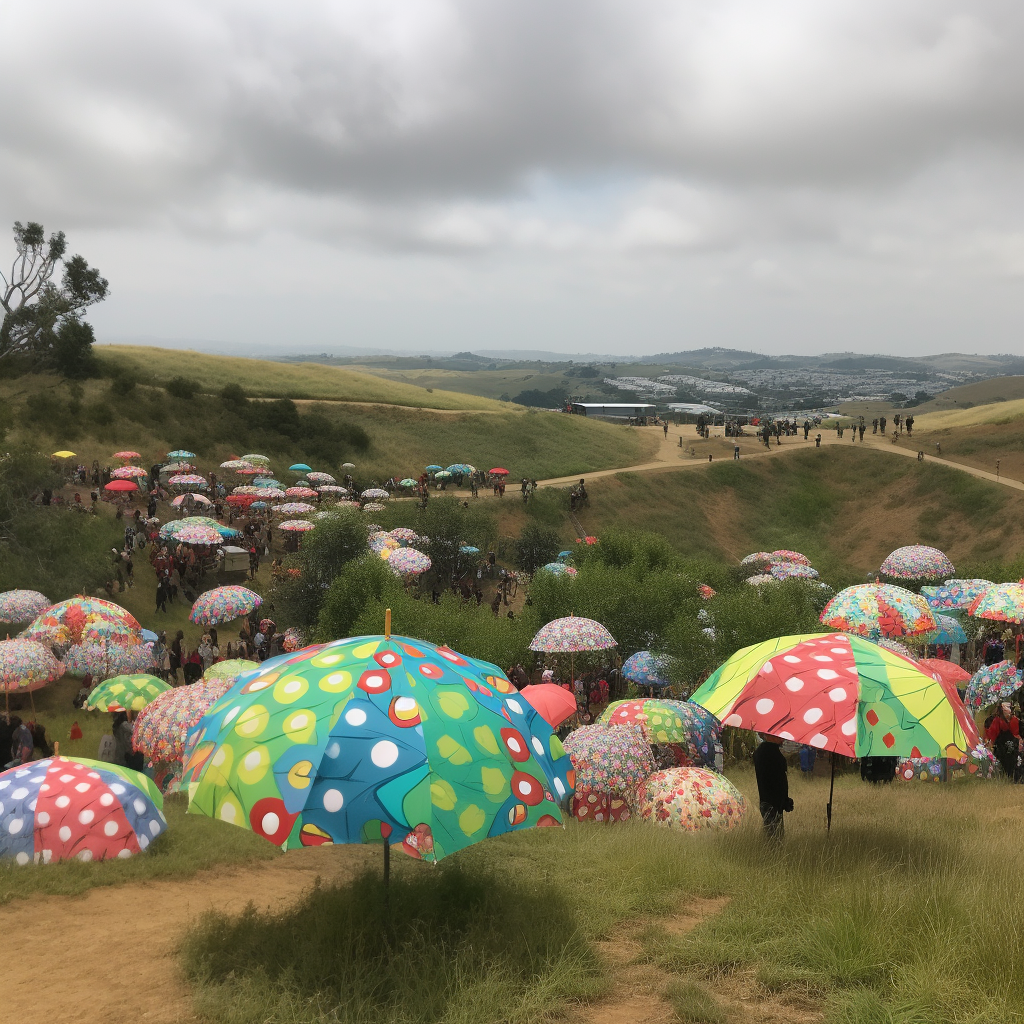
left=520, top=684, right=578, bottom=728
left=278, top=519, right=315, bottom=532
left=285, top=487, right=318, bottom=499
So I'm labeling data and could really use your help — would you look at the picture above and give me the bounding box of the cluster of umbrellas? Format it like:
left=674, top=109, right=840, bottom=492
left=740, top=549, right=821, bottom=586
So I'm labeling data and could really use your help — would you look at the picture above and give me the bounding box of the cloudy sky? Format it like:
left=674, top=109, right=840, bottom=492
left=2, top=1, right=1023, bottom=357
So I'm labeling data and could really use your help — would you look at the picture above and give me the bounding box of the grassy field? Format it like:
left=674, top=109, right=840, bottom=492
left=94, top=346, right=510, bottom=411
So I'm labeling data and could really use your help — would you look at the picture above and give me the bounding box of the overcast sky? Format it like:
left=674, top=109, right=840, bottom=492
left=3, top=1, right=1023, bottom=357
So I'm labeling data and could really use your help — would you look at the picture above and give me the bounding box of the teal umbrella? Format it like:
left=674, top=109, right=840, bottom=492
left=927, top=614, right=968, bottom=645
left=289, top=463, right=312, bottom=473
left=399, top=478, right=418, bottom=487
left=166, top=450, right=195, bottom=460
left=425, top=465, right=442, bottom=472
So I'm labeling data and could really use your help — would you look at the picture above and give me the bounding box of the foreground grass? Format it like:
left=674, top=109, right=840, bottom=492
left=176, top=770, right=1024, bottom=1024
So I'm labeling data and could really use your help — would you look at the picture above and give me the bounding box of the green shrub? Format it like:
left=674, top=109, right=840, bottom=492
left=166, top=376, right=201, bottom=400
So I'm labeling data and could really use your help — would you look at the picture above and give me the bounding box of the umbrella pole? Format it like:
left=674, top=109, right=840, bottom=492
left=28, top=686, right=37, bottom=719
left=826, top=753, right=835, bottom=833
left=383, top=840, right=391, bottom=912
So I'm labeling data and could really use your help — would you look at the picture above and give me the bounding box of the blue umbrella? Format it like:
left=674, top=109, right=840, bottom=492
left=289, top=464, right=312, bottom=472
left=622, top=651, right=672, bottom=689
left=557, top=551, right=573, bottom=563
left=251, top=501, right=269, bottom=510
left=425, top=465, right=442, bottom=472
left=539, top=563, right=577, bottom=577
left=460, top=545, right=480, bottom=556
left=166, top=450, right=196, bottom=460
left=927, top=614, right=968, bottom=645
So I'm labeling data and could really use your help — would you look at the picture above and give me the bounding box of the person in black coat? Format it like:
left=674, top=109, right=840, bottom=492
left=753, top=733, right=793, bottom=838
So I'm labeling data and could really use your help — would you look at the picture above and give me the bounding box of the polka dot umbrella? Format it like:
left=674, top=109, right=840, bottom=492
left=190, top=586, right=263, bottom=626
left=183, top=631, right=574, bottom=866
left=563, top=724, right=654, bottom=823
left=964, top=661, right=1023, bottom=710
left=0, top=590, right=51, bottom=624
left=636, top=768, right=746, bottom=833
left=967, top=581, right=1024, bottom=625
left=880, top=545, right=955, bottom=582
left=690, top=633, right=980, bottom=827
left=820, top=583, right=936, bottom=638
left=921, top=579, right=994, bottom=611
left=599, top=698, right=720, bottom=768
left=0, top=756, right=166, bottom=865
left=86, top=674, right=172, bottom=712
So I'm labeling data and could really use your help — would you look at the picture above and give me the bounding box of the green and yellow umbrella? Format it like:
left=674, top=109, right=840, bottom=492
left=86, top=674, right=172, bottom=713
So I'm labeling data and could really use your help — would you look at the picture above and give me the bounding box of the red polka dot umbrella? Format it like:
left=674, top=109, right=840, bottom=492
left=691, top=633, right=979, bottom=826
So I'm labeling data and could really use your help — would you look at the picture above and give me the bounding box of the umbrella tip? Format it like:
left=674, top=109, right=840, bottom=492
left=385, top=608, right=391, bottom=641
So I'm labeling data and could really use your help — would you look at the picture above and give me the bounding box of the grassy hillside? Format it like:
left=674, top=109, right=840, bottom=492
left=911, top=376, right=1024, bottom=414
left=94, top=345, right=509, bottom=411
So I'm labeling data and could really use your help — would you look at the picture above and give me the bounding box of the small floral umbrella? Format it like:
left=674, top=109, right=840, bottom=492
left=0, top=590, right=51, bottom=624
left=221, top=460, right=255, bottom=470
left=274, top=502, right=316, bottom=515
left=389, top=527, right=421, bottom=546
left=283, top=627, right=305, bottom=652
left=111, top=465, right=149, bottom=479
left=770, top=562, right=819, bottom=581
left=254, top=488, right=287, bottom=500
left=363, top=502, right=387, bottom=512
left=399, top=478, right=418, bottom=488
left=740, top=552, right=773, bottom=566
left=32, top=597, right=140, bottom=632
left=203, top=659, right=259, bottom=685
left=898, top=749, right=997, bottom=784
left=699, top=585, right=716, bottom=600
left=746, top=574, right=775, bottom=586
left=880, top=545, right=955, bottom=581
left=285, top=487, right=318, bottom=499
left=921, top=579, right=994, bottom=611
left=166, top=450, right=197, bottom=460
left=279, top=519, right=315, bottom=532
left=317, top=485, right=349, bottom=495
left=168, top=474, right=209, bottom=491
left=190, top=586, right=263, bottom=625
left=622, top=651, right=672, bottom=689
left=539, top=563, right=577, bottom=577
left=113, top=450, right=142, bottom=461
left=163, top=462, right=196, bottom=474
left=926, top=614, right=968, bottom=645
left=170, top=493, right=214, bottom=508
left=0, top=639, right=64, bottom=693
left=241, top=454, right=271, bottom=467
left=64, top=642, right=155, bottom=680
left=563, top=724, right=654, bottom=794
left=636, top=768, right=747, bottom=832
left=820, top=583, right=937, bottom=638
left=529, top=616, right=617, bottom=654
left=361, top=488, right=390, bottom=500
left=388, top=549, right=432, bottom=577
left=967, top=581, right=1024, bottom=625
left=235, top=466, right=261, bottom=476
left=0, top=757, right=166, bottom=865
left=86, top=674, right=171, bottom=712
left=600, top=698, right=720, bottom=767
left=771, top=550, right=811, bottom=565
left=306, top=472, right=335, bottom=484
left=174, top=524, right=223, bottom=546
left=964, top=661, right=1023, bottom=709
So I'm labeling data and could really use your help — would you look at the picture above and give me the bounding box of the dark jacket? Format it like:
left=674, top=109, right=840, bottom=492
left=753, top=741, right=790, bottom=811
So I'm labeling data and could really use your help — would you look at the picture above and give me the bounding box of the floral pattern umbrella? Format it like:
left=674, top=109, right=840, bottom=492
left=254, top=488, right=287, bottom=500
left=274, top=502, right=315, bottom=515
left=362, top=502, right=387, bottom=512
left=539, top=563, right=577, bottom=577
left=968, top=581, right=1024, bottom=624
left=203, top=659, right=259, bottom=685
left=361, top=488, right=390, bottom=500
left=926, top=614, right=968, bottom=645
left=771, top=550, right=811, bottom=565
left=30, top=597, right=139, bottom=633
left=306, top=472, right=335, bottom=484
left=168, top=474, right=209, bottom=490
left=184, top=636, right=574, bottom=861
left=563, top=724, right=654, bottom=793
left=898, top=749, right=997, bottom=783
left=0, top=639, right=64, bottom=693
left=0, top=590, right=51, bottom=624
left=699, top=585, right=716, bottom=600
left=283, top=627, right=305, bottom=652
left=174, top=524, right=223, bottom=546
left=746, top=574, right=775, bottom=586
left=820, top=583, right=936, bottom=638
left=690, top=632, right=979, bottom=758
left=529, top=616, right=617, bottom=653
left=86, top=674, right=172, bottom=712
left=740, top=552, right=773, bottom=566
left=221, top=460, right=255, bottom=470
left=389, top=528, right=420, bottom=545
left=111, top=465, right=149, bottom=479
left=279, top=519, right=315, bottom=532
left=170, top=493, right=213, bottom=508
left=167, top=450, right=197, bottom=460
left=636, top=768, right=746, bottom=832
left=880, top=545, right=955, bottom=581
left=64, top=642, right=155, bottom=680
left=190, top=586, right=263, bottom=625
left=600, top=699, right=720, bottom=768
left=921, top=579, right=994, bottom=611
left=387, top=549, right=432, bottom=577
left=285, top=487, right=318, bottom=499
left=964, top=661, right=1023, bottom=710
left=0, top=757, right=166, bottom=865
left=770, top=562, right=820, bottom=581
left=241, top=454, right=271, bottom=467
left=622, top=651, right=671, bottom=689
left=113, top=450, right=142, bottom=461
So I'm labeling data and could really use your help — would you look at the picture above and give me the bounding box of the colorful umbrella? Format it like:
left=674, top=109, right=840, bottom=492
left=203, top=659, right=260, bottom=685
left=253, top=477, right=281, bottom=488
left=174, top=524, right=223, bottom=546
left=387, top=549, right=432, bottom=577
left=460, top=545, right=480, bottom=556
left=64, top=642, right=155, bottom=680
left=221, top=460, right=256, bottom=470
left=235, top=466, right=261, bottom=476
left=898, top=749, right=997, bottom=783
left=0, top=590, right=51, bottom=624
left=964, top=661, right=1023, bottom=710
left=170, top=493, right=214, bottom=508
left=254, top=488, right=287, bottom=500
left=746, top=574, right=776, bottom=586
left=918, top=659, right=971, bottom=687
left=241, top=454, right=271, bottom=467
left=283, top=627, right=305, bottom=652
left=52, top=450, right=76, bottom=458
left=770, top=562, right=820, bottom=581
left=636, top=768, right=746, bottom=832
left=519, top=684, right=579, bottom=728
left=563, top=724, right=654, bottom=793
left=361, top=488, right=390, bottom=500
left=104, top=480, right=138, bottom=492
left=690, top=632, right=978, bottom=759
left=163, top=462, right=196, bottom=474
left=699, top=585, right=716, bottom=600
left=770, top=550, right=811, bottom=565
left=622, top=651, right=671, bottom=689
left=363, top=502, right=387, bottom=512
left=880, top=545, right=955, bottom=581
left=926, top=614, right=968, bottom=645
left=32, top=597, right=139, bottom=632
left=399, top=478, right=418, bottom=488
left=317, top=485, right=349, bottom=495
left=167, top=450, right=197, bottom=460
left=489, top=468, right=509, bottom=476
left=86, top=674, right=172, bottom=713
left=289, top=463, right=312, bottom=472
left=922, top=579, right=994, bottom=611
left=278, top=519, right=315, bottom=532
left=389, top=528, right=420, bottom=545
left=285, top=487, right=318, bottom=499
left=111, top=465, right=149, bottom=479
left=168, top=474, right=209, bottom=490
left=190, top=586, right=263, bottom=625
left=0, top=757, right=166, bottom=865
left=740, top=552, right=773, bottom=566
left=306, top=472, right=335, bottom=484
left=599, top=699, right=720, bottom=768
left=425, top=465, right=442, bottom=472
left=184, top=635, right=574, bottom=861
left=113, top=451, right=142, bottom=461
left=968, top=581, right=1024, bottom=624
left=274, top=502, right=316, bottom=515
left=539, top=563, right=578, bottom=577
left=529, top=616, right=617, bottom=654
left=820, top=583, right=936, bottom=638
left=0, top=639, right=64, bottom=693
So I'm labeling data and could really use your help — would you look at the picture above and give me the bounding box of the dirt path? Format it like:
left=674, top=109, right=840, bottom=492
left=0, top=845, right=382, bottom=1024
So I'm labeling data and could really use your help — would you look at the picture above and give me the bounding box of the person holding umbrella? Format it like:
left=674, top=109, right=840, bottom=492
left=753, top=733, right=793, bottom=839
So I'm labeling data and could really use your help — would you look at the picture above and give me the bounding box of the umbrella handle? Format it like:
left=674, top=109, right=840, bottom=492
left=826, top=753, right=835, bottom=832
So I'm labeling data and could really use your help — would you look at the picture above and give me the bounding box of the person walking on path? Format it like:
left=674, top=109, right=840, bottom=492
left=858, top=423, right=866, bottom=442
left=879, top=416, right=887, bottom=435
left=906, top=415, right=914, bottom=437
left=753, top=733, right=793, bottom=838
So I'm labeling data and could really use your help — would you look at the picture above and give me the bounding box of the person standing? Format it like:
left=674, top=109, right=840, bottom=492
left=987, top=703, right=1020, bottom=780
left=906, top=415, right=914, bottom=437
left=753, top=733, right=793, bottom=838
left=879, top=415, right=887, bottom=435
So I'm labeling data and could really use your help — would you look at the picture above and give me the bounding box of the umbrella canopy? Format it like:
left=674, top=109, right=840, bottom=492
left=622, top=651, right=671, bottom=689
left=104, top=480, right=138, bottom=492
left=460, top=545, right=480, bottom=556
left=0, top=639, right=64, bottom=693
left=770, top=562, right=820, bottom=581
left=529, top=616, right=617, bottom=653
left=285, top=486, right=317, bottom=498
left=184, top=636, right=574, bottom=861
left=289, top=463, right=312, bottom=472
left=166, top=450, right=197, bottom=460
left=317, top=485, right=349, bottom=495
left=31, top=596, right=139, bottom=632
left=363, top=502, right=387, bottom=512
left=387, top=549, right=432, bottom=577
left=389, top=527, right=420, bottom=545
left=168, top=474, right=208, bottom=490
left=51, top=450, right=76, bottom=458
left=926, top=614, right=968, bottom=645
left=174, top=524, right=223, bottom=546
left=254, top=488, right=287, bottom=499
left=746, top=574, right=776, bottom=586
left=922, top=579, right=994, bottom=611
left=361, top=488, right=390, bottom=500
left=557, top=551, right=573, bottom=563
left=770, top=549, right=811, bottom=565
left=161, top=517, right=238, bottom=541
left=964, top=661, right=1023, bottom=710
left=190, top=586, right=263, bottom=625
left=253, top=476, right=281, bottom=488
left=637, top=768, right=746, bottom=832
left=399, top=478, right=418, bottom=488
left=111, top=465, right=148, bottom=479
left=880, top=545, right=955, bottom=581
left=241, top=454, right=271, bottom=467
left=425, top=465, right=442, bottom=472
left=691, top=632, right=978, bottom=758
left=0, top=590, right=51, bottom=624
left=235, top=466, right=261, bottom=476
left=283, top=627, right=305, bottom=652
left=133, top=680, right=233, bottom=768
left=278, top=519, right=315, bottom=532
left=171, top=494, right=214, bottom=509
left=519, top=683, right=579, bottom=728
left=820, top=583, right=937, bottom=638
left=306, top=472, right=335, bottom=484
left=221, top=460, right=256, bottom=470
left=342, top=463, right=356, bottom=470
left=203, top=659, right=260, bottom=685
left=539, top=563, right=577, bottom=577
left=968, top=581, right=1024, bottom=624
left=599, top=699, right=720, bottom=767
left=918, top=659, right=971, bottom=687
left=113, top=450, right=142, bottom=461
left=489, top=468, right=509, bottom=476
left=86, top=674, right=172, bottom=712
left=274, top=502, right=315, bottom=515
left=563, top=724, right=654, bottom=793
left=64, top=642, right=155, bottom=680
left=0, top=757, right=166, bottom=865
left=740, top=551, right=773, bottom=566
left=163, top=462, right=196, bottom=474
left=434, top=471, right=453, bottom=480
left=699, top=584, right=716, bottom=600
